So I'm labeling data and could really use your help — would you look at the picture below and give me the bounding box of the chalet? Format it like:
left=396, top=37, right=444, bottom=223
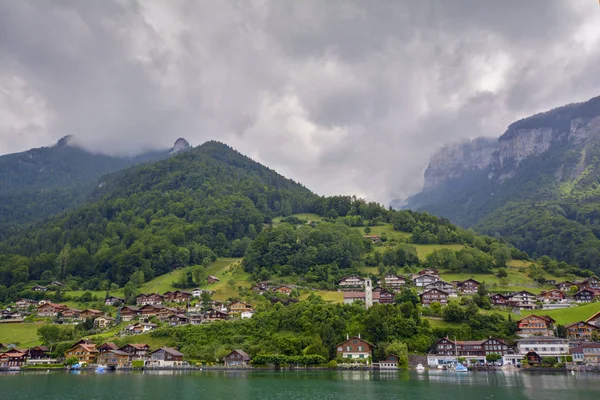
left=15, top=299, right=36, bottom=310
left=579, top=277, right=600, bottom=290
left=413, top=274, right=439, bottom=287
left=37, top=302, right=67, bottom=317
left=489, top=293, right=509, bottom=306
left=524, top=350, right=542, bottom=366
left=163, top=290, right=192, bottom=303
left=65, top=343, right=98, bottom=364
left=123, top=323, right=157, bottom=335
left=515, top=337, right=569, bottom=361
left=119, top=306, right=141, bottom=321
left=252, top=281, right=270, bottom=294
left=104, top=296, right=124, bottom=306
left=191, top=288, right=203, bottom=298
left=207, top=275, right=220, bottom=284
left=139, top=304, right=181, bottom=317
left=275, top=286, right=293, bottom=296
left=61, top=308, right=83, bottom=321
left=98, top=342, right=119, bottom=353
left=224, top=349, right=251, bottom=367
left=540, top=289, right=567, bottom=302
left=586, top=311, right=600, bottom=327
left=1, top=310, right=23, bottom=322
left=162, top=314, right=189, bottom=326
left=203, top=308, right=229, bottom=322
left=420, top=289, right=449, bottom=306
left=374, top=354, right=400, bottom=369
left=427, top=337, right=510, bottom=366
left=0, top=349, right=27, bottom=367
left=363, top=235, right=381, bottom=244
left=507, top=291, right=537, bottom=310
left=32, top=285, right=47, bottom=292
left=50, top=281, right=64, bottom=287
left=574, top=289, right=597, bottom=303
left=81, top=309, right=104, bottom=319
left=570, top=343, right=600, bottom=364
left=228, top=301, right=253, bottom=315
left=382, top=274, right=406, bottom=291
left=338, top=276, right=365, bottom=290
left=147, top=347, right=185, bottom=367
left=119, top=343, right=151, bottom=360
left=136, top=293, right=164, bottom=306
left=456, top=279, right=480, bottom=294
left=27, top=346, right=50, bottom=360
left=377, top=288, right=395, bottom=304
left=423, top=280, right=456, bottom=294
left=419, top=268, right=439, bottom=276
left=336, top=335, right=374, bottom=360
left=565, top=321, right=598, bottom=341
left=94, top=316, right=116, bottom=329
left=555, top=281, right=576, bottom=291
left=97, top=349, right=130, bottom=368
left=516, top=315, right=555, bottom=337
left=241, top=310, right=255, bottom=319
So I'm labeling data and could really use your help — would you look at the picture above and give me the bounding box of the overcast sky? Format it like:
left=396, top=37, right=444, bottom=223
left=1, top=0, right=600, bottom=203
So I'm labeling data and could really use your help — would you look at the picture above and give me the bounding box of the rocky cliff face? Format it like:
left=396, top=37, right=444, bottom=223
left=422, top=137, right=498, bottom=191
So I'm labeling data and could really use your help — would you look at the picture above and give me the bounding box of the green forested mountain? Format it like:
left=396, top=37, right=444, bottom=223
left=405, top=95, right=600, bottom=271
left=0, top=136, right=188, bottom=233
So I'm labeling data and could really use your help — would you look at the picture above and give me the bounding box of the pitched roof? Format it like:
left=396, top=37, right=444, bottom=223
left=586, top=311, right=600, bottom=323
left=99, top=342, right=119, bottom=350
left=336, top=336, right=375, bottom=348
left=151, top=347, right=184, bottom=357
left=565, top=321, right=598, bottom=329
left=228, top=349, right=251, bottom=361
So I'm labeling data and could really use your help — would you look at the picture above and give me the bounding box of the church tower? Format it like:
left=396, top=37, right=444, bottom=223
left=365, top=278, right=373, bottom=309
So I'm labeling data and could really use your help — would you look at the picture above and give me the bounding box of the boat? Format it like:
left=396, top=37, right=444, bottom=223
left=454, top=363, right=468, bottom=373
left=416, top=364, right=425, bottom=372
left=95, top=365, right=105, bottom=373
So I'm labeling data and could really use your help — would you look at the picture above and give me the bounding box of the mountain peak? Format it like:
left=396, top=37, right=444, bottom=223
left=170, top=138, right=191, bottom=154
left=55, top=135, right=76, bottom=148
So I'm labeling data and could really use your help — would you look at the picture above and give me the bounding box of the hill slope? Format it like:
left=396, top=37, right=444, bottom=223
left=0, top=136, right=190, bottom=232
left=404, top=95, right=600, bottom=272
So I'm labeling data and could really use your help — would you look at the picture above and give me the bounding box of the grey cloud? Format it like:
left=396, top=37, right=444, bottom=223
left=0, top=0, right=599, bottom=203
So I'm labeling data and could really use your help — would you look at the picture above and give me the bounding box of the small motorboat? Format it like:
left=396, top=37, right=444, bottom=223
left=454, top=364, right=468, bottom=373
left=95, top=365, right=105, bottom=373
left=416, top=364, right=425, bottom=372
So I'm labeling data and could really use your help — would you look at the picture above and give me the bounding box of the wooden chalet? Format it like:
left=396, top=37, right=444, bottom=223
left=94, top=316, right=116, bottom=329
left=516, top=315, right=555, bottom=337
left=104, top=296, right=125, bottom=306
left=420, top=288, right=449, bottom=305
left=423, top=280, right=455, bottom=293
left=81, top=309, right=104, bottom=319
left=540, top=289, right=567, bottom=302
left=430, top=337, right=510, bottom=357
left=579, top=277, right=600, bottom=290
left=123, top=322, right=157, bottom=335
left=413, top=274, right=439, bottom=287
left=586, top=311, right=600, bottom=328
left=203, top=308, right=229, bottom=322
left=224, top=349, right=251, bottom=367
left=382, top=274, right=406, bottom=291
left=375, top=354, right=401, bottom=369
left=507, top=290, right=537, bottom=310
left=148, top=347, right=184, bottom=367
left=419, top=268, right=439, bottom=276
left=98, top=342, right=119, bottom=353
left=27, top=345, right=50, bottom=360
left=555, top=281, right=576, bottom=291
left=489, top=293, right=509, bottom=306
left=336, top=335, right=374, bottom=360
left=64, top=343, right=98, bottom=364
left=163, top=290, right=192, bottom=303
left=15, top=299, right=36, bottom=310
left=119, top=343, right=151, bottom=360
left=376, top=288, right=395, bottom=304
left=136, top=293, right=164, bottom=306
left=456, top=279, right=480, bottom=294
left=97, top=349, right=130, bottom=368
left=338, top=276, right=365, bottom=291
left=61, top=308, right=83, bottom=320
left=37, top=302, right=67, bottom=317
left=207, top=275, right=220, bottom=284
left=228, top=301, right=253, bottom=315
left=32, top=285, right=48, bottom=292
left=0, top=349, right=27, bottom=367
left=161, top=314, right=189, bottom=326
left=565, top=321, right=599, bottom=341
left=274, top=286, right=292, bottom=296
left=574, top=289, right=598, bottom=303
left=119, top=306, right=141, bottom=321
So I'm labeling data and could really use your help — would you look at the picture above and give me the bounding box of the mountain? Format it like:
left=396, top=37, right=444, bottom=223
left=0, top=141, right=318, bottom=287
left=404, top=95, right=600, bottom=270
left=0, top=136, right=190, bottom=232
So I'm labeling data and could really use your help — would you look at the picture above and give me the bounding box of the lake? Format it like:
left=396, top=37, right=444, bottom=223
left=2, top=370, right=600, bottom=400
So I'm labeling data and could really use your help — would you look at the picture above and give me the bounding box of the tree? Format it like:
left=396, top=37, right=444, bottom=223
left=486, top=353, right=502, bottom=363
left=364, top=226, right=371, bottom=234
left=492, top=247, right=512, bottom=268
left=129, top=270, right=145, bottom=288
left=443, top=302, right=466, bottom=322
left=37, top=325, right=61, bottom=345
left=556, top=324, right=567, bottom=339
left=384, top=341, right=409, bottom=368
left=497, top=268, right=508, bottom=278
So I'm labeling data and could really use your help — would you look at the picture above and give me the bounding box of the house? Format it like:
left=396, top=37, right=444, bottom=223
left=336, top=335, right=374, bottom=360
left=574, top=289, right=597, bottom=303
left=413, top=274, right=439, bottom=287
left=207, top=275, right=220, bottom=284
left=524, top=350, right=542, bottom=366
left=565, top=321, right=598, bottom=341
left=515, top=337, right=569, bottom=361
left=50, top=281, right=64, bottom=287
left=147, top=347, right=185, bottom=367
left=191, top=288, right=204, bottom=298
left=98, top=342, right=119, bottom=353
left=163, top=290, right=192, bottom=303
left=382, top=274, right=406, bottom=291
left=123, top=322, right=157, bottom=335
left=97, top=349, right=131, bottom=368
left=1, top=310, right=23, bottom=322
left=570, top=343, right=600, bottom=364
left=251, top=281, right=270, bottom=294
left=136, top=293, right=164, bottom=306
left=343, top=290, right=383, bottom=305
left=275, top=286, right=293, bottom=296
left=81, top=309, right=104, bottom=319
left=456, top=279, right=480, bottom=294
left=374, top=354, right=400, bottom=369
left=376, top=288, right=395, bottom=304
left=162, top=314, right=189, bottom=326
left=119, top=343, right=151, bottom=360
left=228, top=301, right=253, bottom=315
left=120, top=306, right=141, bottom=321
left=363, top=235, right=381, bottom=244
left=64, top=343, right=98, bottom=364
left=61, top=308, right=83, bottom=321
left=15, top=299, right=36, bottom=310
left=516, top=315, right=556, bottom=337
left=555, top=281, right=576, bottom=291
left=203, top=308, right=229, bottom=322
left=423, top=280, right=456, bottom=294
left=420, top=289, right=450, bottom=306
left=37, top=302, right=67, bottom=317
left=32, top=285, right=47, bottom=292
left=0, top=349, right=27, bottom=367
left=540, top=289, right=567, bottom=302
left=94, top=316, right=116, bottom=330
left=586, top=311, right=600, bottom=327
left=507, top=291, right=537, bottom=310
left=579, top=277, right=600, bottom=290
left=241, top=310, right=255, bottom=319
left=104, top=296, right=124, bottom=306
left=489, top=293, right=509, bottom=307
left=426, top=337, right=511, bottom=366
left=224, top=349, right=251, bottom=367
left=139, top=304, right=180, bottom=317
left=338, top=276, right=365, bottom=291
left=27, top=346, right=50, bottom=360
left=419, top=268, right=439, bottom=276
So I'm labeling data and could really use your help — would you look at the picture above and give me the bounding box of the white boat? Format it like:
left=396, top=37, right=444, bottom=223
left=416, top=364, right=425, bottom=372
left=454, top=364, right=468, bottom=372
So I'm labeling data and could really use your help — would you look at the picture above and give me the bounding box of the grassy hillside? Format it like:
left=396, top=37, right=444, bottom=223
left=0, top=323, right=45, bottom=347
